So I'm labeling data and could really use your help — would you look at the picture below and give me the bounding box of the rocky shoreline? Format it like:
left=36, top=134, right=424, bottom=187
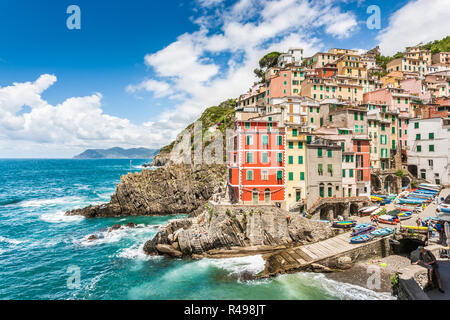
left=65, top=164, right=227, bottom=218
left=143, top=204, right=338, bottom=259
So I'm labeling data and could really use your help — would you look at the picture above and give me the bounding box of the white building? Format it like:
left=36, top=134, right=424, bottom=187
left=277, top=48, right=303, bottom=68
left=407, top=117, right=450, bottom=185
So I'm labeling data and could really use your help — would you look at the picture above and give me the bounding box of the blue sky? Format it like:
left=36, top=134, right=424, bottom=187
left=0, top=0, right=448, bottom=157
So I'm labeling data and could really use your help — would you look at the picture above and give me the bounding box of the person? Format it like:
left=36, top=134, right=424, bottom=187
left=416, top=217, right=422, bottom=227
left=413, top=247, right=444, bottom=293
left=286, top=214, right=291, bottom=225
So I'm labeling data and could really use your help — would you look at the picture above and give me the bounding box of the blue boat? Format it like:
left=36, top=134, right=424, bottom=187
left=398, top=212, right=412, bottom=220
left=350, top=234, right=373, bottom=244
left=332, top=220, right=356, bottom=228
left=370, top=227, right=394, bottom=237
left=351, top=225, right=375, bottom=236
left=398, top=198, right=425, bottom=204
left=353, top=223, right=371, bottom=230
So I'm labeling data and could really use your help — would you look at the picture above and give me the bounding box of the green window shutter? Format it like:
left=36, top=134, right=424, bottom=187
left=307, top=136, right=312, bottom=143
left=341, top=142, right=345, bottom=152
left=415, top=122, right=419, bottom=129
left=318, top=164, right=323, bottom=173
left=288, top=172, right=293, bottom=181
left=342, top=169, right=346, bottom=177
left=277, top=135, right=282, bottom=145
left=392, top=127, right=395, bottom=134
left=329, top=115, right=332, bottom=122
left=298, top=156, right=303, bottom=164
left=277, top=170, right=283, bottom=179
left=416, top=134, right=421, bottom=140
left=262, top=135, right=268, bottom=146
left=262, top=152, right=268, bottom=163
left=327, top=164, right=332, bottom=174
left=292, top=129, right=298, bottom=137
left=277, top=152, right=283, bottom=163
left=429, top=133, right=434, bottom=140
left=310, top=117, right=314, bottom=123
left=417, top=145, right=421, bottom=152
left=300, top=172, right=305, bottom=181
left=429, top=145, right=434, bottom=152
left=327, top=149, right=332, bottom=158
left=246, top=170, right=253, bottom=181
left=317, top=108, right=319, bottom=113
left=288, top=141, right=293, bottom=149
left=245, top=122, right=250, bottom=129
left=298, top=141, right=303, bottom=149
left=318, top=148, right=323, bottom=157
left=319, top=187, right=324, bottom=198
left=288, top=156, right=293, bottom=164
left=328, top=187, right=332, bottom=197
left=246, top=152, right=253, bottom=163
left=349, top=169, right=354, bottom=177
left=354, top=112, right=358, bottom=120
left=246, top=135, right=251, bottom=145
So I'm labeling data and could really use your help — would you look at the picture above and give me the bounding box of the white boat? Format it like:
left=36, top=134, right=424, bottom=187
left=371, top=207, right=386, bottom=216
left=360, top=205, right=379, bottom=215
left=418, top=183, right=441, bottom=191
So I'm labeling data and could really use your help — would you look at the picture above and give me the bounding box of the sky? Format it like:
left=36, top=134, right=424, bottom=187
left=0, top=0, right=449, bottom=158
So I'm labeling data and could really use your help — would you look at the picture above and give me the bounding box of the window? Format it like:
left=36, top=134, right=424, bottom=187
left=417, top=145, right=421, bottom=152
left=261, top=152, right=269, bottom=164
left=262, top=135, right=269, bottom=146
left=429, top=145, right=435, bottom=152
left=318, top=164, right=323, bottom=175
left=349, top=169, right=354, bottom=178
left=246, top=170, right=253, bottom=181
left=261, top=170, right=268, bottom=181
left=392, top=127, right=395, bottom=134
left=288, top=172, right=293, bottom=181
left=319, top=185, right=324, bottom=198
left=277, top=135, right=283, bottom=145
left=429, top=160, right=433, bottom=167
left=357, top=141, right=361, bottom=152
left=292, top=129, right=298, bottom=137
left=298, top=156, right=303, bottom=164
left=329, top=115, right=332, bottom=122
left=416, top=134, right=421, bottom=140
left=318, top=148, right=323, bottom=157
left=429, top=132, right=434, bottom=140
left=246, top=135, right=253, bottom=145
left=288, top=156, right=293, bottom=164
left=327, top=149, right=332, bottom=158
left=246, top=152, right=253, bottom=163
left=327, top=164, right=333, bottom=176
left=277, top=170, right=283, bottom=181
left=277, top=152, right=283, bottom=163
left=414, top=122, right=419, bottom=129
left=245, top=122, right=250, bottom=129
left=342, top=169, right=346, bottom=177
left=300, top=172, right=305, bottom=181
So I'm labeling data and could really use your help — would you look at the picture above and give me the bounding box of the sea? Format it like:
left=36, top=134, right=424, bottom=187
left=0, top=159, right=393, bottom=300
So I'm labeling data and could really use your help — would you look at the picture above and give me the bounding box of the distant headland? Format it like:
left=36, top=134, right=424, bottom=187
left=73, top=147, right=160, bottom=159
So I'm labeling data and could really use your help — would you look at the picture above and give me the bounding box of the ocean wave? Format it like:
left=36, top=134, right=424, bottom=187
left=205, top=255, right=266, bottom=276
left=0, top=198, right=23, bottom=206
left=116, top=241, right=160, bottom=261
left=20, top=196, right=85, bottom=208
left=79, top=224, right=157, bottom=247
left=277, top=273, right=394, bottom=300
left=0, top=235, right=25, bottom=245
left=39, top=210, right=85, bottom=223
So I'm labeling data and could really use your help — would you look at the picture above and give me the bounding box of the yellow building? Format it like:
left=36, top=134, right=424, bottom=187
left=285, top=126, right=308, bottom=211
left=301, top=77, right=363, bottom=103
left=336, top=54, right=367, bottom=78
left=386, top=57, right=427, bottom=75
left=380, top=71, right=404, bottom=88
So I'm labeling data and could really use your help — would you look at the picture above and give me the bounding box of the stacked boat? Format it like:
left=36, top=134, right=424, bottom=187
left=396, top=184, right=440, bottom=205
left=387, top=209, right=412, bottom=221
left=332, top=220, right=356, bottom=229
left=371, top=227, right=394, bottom=237
left=359, top=205, right=379, bottom=216
left=437, top=195, right=450, bottom=221
left=378, top=214, right=399, bottom=225
left=350, top=223, right=395, bottom=243
left=371, top=194, right=391, bottom=205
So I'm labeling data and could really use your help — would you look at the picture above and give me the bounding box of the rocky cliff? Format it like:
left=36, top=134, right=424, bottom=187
left=66, top=164, right=227, bottom=217
left=144, top=204, right=337, bottom=258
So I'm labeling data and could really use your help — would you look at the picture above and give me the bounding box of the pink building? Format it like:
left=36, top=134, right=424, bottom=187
left=400, top=78, right=432, bottom=103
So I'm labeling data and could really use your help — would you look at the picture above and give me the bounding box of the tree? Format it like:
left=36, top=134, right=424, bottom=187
left=253, top=51, right=281, bottom=81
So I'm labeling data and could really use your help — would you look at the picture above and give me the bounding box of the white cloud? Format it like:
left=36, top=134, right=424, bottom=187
left=377, top=0, right=450, bottom=55
left=0, top=75, right=169, bottom=157
left=126, top=79, right=174, bottom=98
left=128, top=0, right=358, bottom=141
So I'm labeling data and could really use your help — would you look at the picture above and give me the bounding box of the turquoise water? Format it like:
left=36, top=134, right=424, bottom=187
left=0, top=159, right=391, bottom=300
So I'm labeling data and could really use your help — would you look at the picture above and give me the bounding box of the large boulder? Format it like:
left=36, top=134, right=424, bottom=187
left=155, top=244, right=183, bottom=258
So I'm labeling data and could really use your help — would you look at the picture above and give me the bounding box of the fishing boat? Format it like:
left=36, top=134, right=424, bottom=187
left=418, top=183, right=441, bottom=192
left=395, top=204, right=421, bottom=213
left=398, top=198, right=426, bottom=205
left=398, top=212, right=413, bottom=220
left=351, top=225, right=375, bottom=236
left=371, top=195, right=384, bottom=202
left=438, top=203, right=450, bottom=213
left=387, top=209, right=401, bottom=216
left=370, top=207, right=386, bottom=216
left=378, top=214, right=398, bottom=225
left=359, top=205, right=379, bottom=215
left=350, top=234, right=373, bottom=244
left=332, top=220, right=356, bottom=229
left=370, top=228, right=394, bottom=237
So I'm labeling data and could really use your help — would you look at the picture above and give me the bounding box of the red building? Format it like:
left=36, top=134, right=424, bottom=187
left=228, top=119, right=285, bottom=205
left=353, top=137, right=371, bottom=196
